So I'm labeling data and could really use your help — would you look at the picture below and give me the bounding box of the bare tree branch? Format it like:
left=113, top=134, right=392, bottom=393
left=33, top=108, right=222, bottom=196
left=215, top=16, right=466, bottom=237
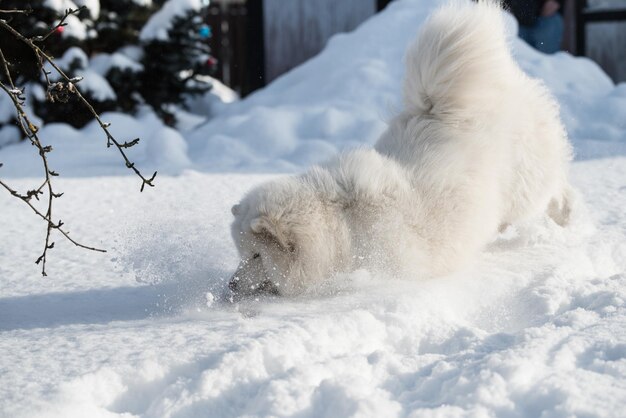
left=0, top=179, right=106, bottom=254
left=1, top=11, right=157, bottom=192
left=0, top=72, right=105, bottom=275
left=0, top=6, right=155, bottom=275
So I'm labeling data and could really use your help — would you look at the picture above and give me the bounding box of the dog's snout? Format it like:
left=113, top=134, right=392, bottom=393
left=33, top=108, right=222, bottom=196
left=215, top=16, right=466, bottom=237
left=228, top=276, right=239, bottom=292
left=228, top=252, right=275, bottom=297
left=258, top=279, right=280, bottom=296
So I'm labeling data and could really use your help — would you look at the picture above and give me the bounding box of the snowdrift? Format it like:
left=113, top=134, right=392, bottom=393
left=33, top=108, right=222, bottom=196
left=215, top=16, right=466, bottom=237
left=185, top=0, right=626, bottom=171
left=1, top=0, right=625, bottom=417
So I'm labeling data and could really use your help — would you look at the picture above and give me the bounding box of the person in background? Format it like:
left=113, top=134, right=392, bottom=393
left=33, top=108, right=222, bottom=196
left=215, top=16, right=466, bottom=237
left=505, top=0, right=564, bottom=53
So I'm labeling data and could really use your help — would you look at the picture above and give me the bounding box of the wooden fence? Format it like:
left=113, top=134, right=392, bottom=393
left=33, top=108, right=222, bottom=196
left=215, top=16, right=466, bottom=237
left=206, top=0, right=626, bottom=94
left=206, top=2, right=249, bottom=93
left=574, top=0, right=626, bottom=55
left=207, top=0, right=393, bottom=96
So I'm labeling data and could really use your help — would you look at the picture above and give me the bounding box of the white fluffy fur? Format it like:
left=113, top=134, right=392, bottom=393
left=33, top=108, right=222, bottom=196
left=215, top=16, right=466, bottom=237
left=229, top=0, right=573, bottom=296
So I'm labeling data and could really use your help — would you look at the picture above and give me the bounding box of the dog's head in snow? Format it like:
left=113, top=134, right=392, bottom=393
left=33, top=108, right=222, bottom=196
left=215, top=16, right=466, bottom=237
left=229, top=176, right=347, bottom=297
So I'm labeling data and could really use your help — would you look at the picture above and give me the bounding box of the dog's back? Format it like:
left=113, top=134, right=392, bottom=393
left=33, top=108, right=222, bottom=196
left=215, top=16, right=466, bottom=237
left=375, top=0, right=572, bottom=273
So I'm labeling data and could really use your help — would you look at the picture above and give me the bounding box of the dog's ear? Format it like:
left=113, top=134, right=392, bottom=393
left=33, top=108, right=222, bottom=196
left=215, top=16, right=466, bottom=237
left=231, top=204, right=241, bottom=216
left=250, top=217, right=296, bottom=253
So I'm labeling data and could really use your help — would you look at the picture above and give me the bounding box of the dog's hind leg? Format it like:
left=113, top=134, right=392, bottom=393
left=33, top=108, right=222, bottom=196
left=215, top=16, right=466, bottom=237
left=547, top=186, right=574, bottom=226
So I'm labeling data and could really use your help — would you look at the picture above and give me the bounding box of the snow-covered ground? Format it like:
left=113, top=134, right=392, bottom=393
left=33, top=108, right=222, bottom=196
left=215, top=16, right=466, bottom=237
left=1, top=1, right=625, bottom=417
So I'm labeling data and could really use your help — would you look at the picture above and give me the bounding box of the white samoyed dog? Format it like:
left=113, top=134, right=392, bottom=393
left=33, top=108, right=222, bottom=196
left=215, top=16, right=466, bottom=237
left=229, top=0, right=573, bottom=297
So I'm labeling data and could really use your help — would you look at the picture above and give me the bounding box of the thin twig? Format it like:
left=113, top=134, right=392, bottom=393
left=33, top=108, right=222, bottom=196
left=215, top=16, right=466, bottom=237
left=34, top=6, right=85, bottom=43
left=0, top=78, right=105, bottom=274
left=0, top=9, right=32, bottom=15
left=0, top=47, right=16, bottom=91
left=0, top=179, right=106, bottom=253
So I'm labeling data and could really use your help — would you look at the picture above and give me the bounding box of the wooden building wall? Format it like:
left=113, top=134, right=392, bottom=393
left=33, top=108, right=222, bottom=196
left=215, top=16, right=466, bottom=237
left=262, top=0, right=378, bottom=82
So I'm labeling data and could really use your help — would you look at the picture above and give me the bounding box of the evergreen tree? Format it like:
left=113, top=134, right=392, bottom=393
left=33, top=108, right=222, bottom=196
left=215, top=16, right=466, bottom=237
left=89, top=0, right=161, bottom=117
left=139, top=3, right=216, bottom=125
left=89, top=0, right=164, bottom=53
left=0, top=0, right=92, bottom=83
left=0, top=0, right=217, bottom=131
left=0, top=1, right=97, bottom=138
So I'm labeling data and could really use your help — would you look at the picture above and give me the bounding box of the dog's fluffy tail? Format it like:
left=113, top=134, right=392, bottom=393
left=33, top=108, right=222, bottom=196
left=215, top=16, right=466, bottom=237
left=404, top=0, right=516, bottom=123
